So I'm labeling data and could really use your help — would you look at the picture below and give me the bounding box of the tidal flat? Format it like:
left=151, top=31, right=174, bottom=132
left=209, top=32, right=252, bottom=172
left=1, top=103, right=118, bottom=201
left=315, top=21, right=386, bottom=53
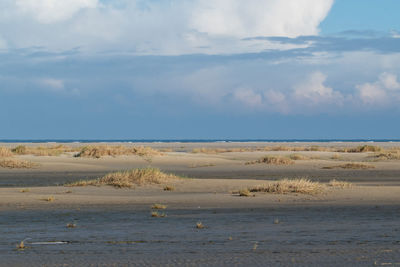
left=1, top=142, right=400, bottom=266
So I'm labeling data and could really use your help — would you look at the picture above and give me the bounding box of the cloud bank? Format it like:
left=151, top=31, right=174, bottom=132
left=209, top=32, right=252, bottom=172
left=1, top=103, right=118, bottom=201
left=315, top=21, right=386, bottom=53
left=0, top=0, right=334, bottom=54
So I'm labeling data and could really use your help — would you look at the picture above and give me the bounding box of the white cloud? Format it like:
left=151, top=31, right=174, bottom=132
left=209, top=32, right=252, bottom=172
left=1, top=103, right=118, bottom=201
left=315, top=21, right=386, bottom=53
left=15, top=0, right=98, bottom=23
left=379, top=72, right=400, bottom=90
left=39, top=78, right=65, bottom=91
left=0, top=36, right=7, bottom=50
left=356, top=83, right=387, bottom=104
left=293, top=72, right=343, bottom=106
left=191, top=0, right=334, bottom=38
left=233, top=88, right=263, bottom=107
left=356, top=72, right=400, bottom=105
left=0, top=0, right=334, bottom=54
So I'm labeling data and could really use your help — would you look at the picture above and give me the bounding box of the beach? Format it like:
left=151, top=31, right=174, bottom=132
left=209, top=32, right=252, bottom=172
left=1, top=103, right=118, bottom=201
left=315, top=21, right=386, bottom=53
left=1, top=142, right=400, bottom=266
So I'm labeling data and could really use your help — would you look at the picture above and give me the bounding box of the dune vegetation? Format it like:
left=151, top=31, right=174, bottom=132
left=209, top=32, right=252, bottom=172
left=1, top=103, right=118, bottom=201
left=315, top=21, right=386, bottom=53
left=246, top=179, right=325, bottom=195
left=323, top=163, right=375, bottom=169
left=66, top=168, right=180, bottom=188
left=0, top=158, right=39, bottom=169
left=246, top=155, right=294, bottom=165
left=191, top=144, right=384, bottom=154
left=0, top=147, right=13, bottom=157
left=373, top=150, right=400, bottom=160
left=11, top=145, right=76, bottom=156
left=74, top=145, right=161, bottom=158
left=328, top=179, right=353, bottom=188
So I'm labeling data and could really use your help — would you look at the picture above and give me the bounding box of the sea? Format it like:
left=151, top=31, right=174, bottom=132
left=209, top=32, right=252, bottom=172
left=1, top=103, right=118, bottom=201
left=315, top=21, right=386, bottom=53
left=0, top=139, right=399, bottom=143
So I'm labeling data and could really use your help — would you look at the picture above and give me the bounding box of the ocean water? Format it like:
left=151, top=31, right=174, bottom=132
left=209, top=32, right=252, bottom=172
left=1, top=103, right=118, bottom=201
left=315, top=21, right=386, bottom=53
left=0, top=139, right=399, bottom=143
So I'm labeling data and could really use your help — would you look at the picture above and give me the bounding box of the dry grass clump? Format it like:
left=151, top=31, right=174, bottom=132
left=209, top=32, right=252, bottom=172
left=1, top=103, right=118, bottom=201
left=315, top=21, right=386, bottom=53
left=66, top=168, right=180, bottom=188
left=152, top=204, right=167, bottom=210
left=151, top=211, right=166, bottom=218
left=0, top=158, right=39, bottom=169
left=238, top=188, right=253, bottom=197
left=163, top=185, right=175, bottom=191
left=192, top=147, right=249, bottom=154
left=373, top=151, right=400, bottom=161
left=328, top=179, right=353, bottom=188
left=331, top=153, right=342, bottom=160
left=246, top=155, right=294, bottom=165
left=43, top=196, right=55, bottom=202
left=338, top=145, right=382, bottom=153
left=66, top=223, right=77, bottom=228
left=288, top=154, right=309, bottom=160
left=196, top=222, right=205, bottom=229
left=0, top=147, right=13, bottom=157
left=20, top=188, right=30, bottom=193
left=188, top=163, right=216, bottom=168
left=264, top=146, right=329, bottom=152
left=16, top=241, right=26, bottom=250
left=323, top=163, right=375, bottom=169
left=75, top=145, right=161, bottom=158
left=248, top=179, right=325, bottom=195
left=11, top=144, right=75, bottom=156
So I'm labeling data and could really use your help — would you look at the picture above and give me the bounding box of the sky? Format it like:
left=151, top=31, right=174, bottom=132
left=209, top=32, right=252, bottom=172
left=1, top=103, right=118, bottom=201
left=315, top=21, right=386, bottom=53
left=1, top=0, right=400, bottom=139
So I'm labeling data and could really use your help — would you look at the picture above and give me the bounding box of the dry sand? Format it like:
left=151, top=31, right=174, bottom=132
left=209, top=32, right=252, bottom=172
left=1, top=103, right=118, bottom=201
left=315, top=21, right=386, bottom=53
left=1, top=142, right=400, bottom=266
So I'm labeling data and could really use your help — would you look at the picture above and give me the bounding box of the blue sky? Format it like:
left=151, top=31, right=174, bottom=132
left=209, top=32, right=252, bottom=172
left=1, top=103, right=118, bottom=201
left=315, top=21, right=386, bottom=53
left=1, top=0, right=400, bottom=139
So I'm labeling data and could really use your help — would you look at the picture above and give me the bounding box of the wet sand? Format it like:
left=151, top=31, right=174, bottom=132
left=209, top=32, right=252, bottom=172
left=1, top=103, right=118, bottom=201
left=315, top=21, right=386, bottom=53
left=1, top=142, right=400, bottom=266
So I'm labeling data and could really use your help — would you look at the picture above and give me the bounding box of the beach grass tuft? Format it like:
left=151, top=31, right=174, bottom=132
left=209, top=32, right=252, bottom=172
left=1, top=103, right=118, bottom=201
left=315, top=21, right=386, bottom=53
left=11, top=145, right=76, bottom=156
left=151, top=211, right=166, bottom=218
left=0, top=147, right=13, bottom=157
left=238, top=188, right=253, bottom=197
left=323, top=163, right=375, bottom=169
left=288, top=154, right=310, bottom=160
left=373, top=151, right=400, bottom=160
left=246, top=155, right=294, bottom=165
left=151, top=204, right=167, bottom=210
left=43, top=196, right=55, bottom=202
left=66, top=168, right=180, bottom=188
left=0, top=158, right=39, bottom=169
left=196, top=222, right=205, bottom=229
left=20, top=188, right=30, bottom=193
left=163, top=185, right=175, bottom=191
left=328, top=179, right=353, bottom=188
left=75, top=145, right=161, bottom=158
left=248, top=178, right=325, bottom=195
left=66, top=223, right=77, bottom=228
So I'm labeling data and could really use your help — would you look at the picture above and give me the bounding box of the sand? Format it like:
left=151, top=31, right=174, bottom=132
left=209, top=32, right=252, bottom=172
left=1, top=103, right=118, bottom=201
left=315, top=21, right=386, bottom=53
left=1, top=142, right=400, bottom=266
